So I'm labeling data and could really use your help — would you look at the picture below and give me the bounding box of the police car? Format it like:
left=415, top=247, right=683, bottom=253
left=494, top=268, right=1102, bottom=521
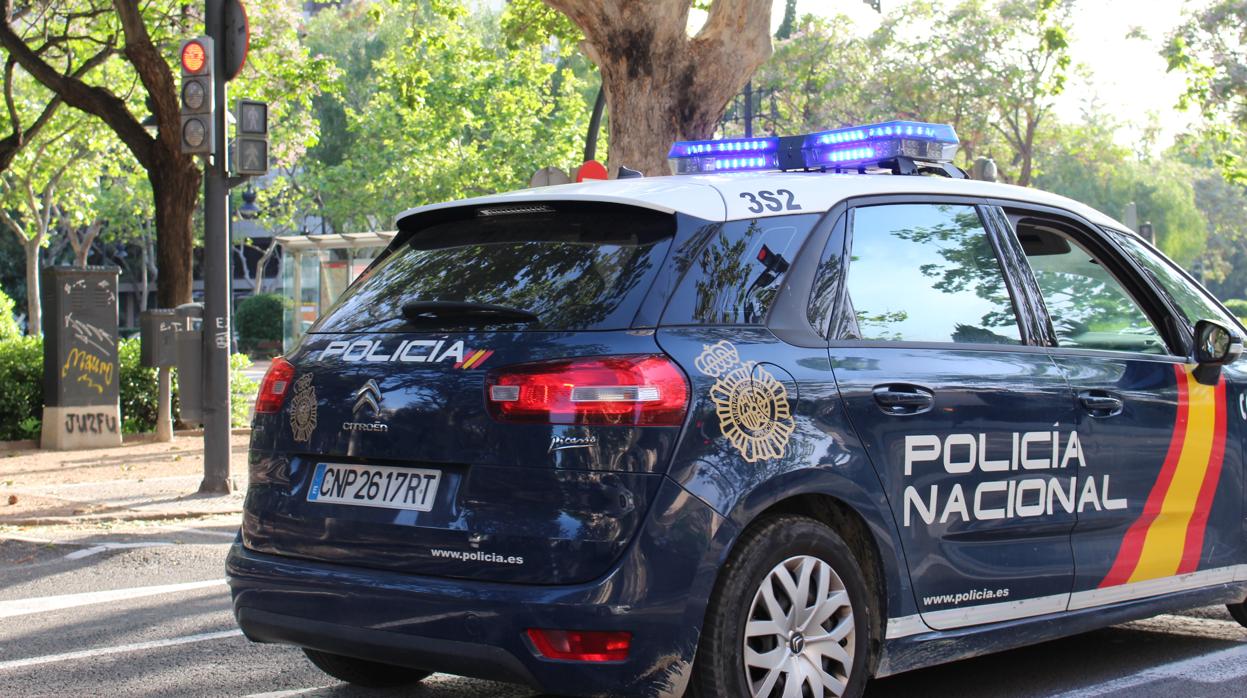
left=227, top=121, right=1247, bottom=698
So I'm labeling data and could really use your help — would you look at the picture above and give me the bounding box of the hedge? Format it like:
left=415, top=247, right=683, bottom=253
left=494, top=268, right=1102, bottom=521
left=0, top=335, right=258, bottom=441
left=1223, top=299, right=1247, bottom=325
left=0, top=288, right=20, bottom=341
left=236, top=293, right=285, bottom=356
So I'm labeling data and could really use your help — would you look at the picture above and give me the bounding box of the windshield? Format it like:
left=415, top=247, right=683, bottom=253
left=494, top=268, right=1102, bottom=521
left=311, top=204, right=677, bottom=333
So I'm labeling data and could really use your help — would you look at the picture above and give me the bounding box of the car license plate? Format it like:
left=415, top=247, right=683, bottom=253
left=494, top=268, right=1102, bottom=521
left=307, top=463, right=441, bottom=512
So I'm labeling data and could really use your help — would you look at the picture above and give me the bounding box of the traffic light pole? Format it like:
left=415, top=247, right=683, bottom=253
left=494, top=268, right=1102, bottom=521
left=199, top=0, right=233, bottom=494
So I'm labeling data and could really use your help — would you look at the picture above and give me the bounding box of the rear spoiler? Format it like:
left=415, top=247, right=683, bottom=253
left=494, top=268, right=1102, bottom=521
left=392, top=179, right=725, bottom=230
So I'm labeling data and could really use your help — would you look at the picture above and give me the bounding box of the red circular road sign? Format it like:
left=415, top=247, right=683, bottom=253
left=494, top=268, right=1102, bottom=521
left=223, top=0, right=250, bottom=81
left=181, top=40, right=207, bottom=74
left=576, top=160, right=608, bottom=182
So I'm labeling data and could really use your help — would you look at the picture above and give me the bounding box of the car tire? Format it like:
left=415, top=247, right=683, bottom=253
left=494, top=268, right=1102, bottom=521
left=690, top=514, right=873, bottom=698
left=302, top=648, right=432, bottom=688
left=1228, top=600, right=1247, bottom=628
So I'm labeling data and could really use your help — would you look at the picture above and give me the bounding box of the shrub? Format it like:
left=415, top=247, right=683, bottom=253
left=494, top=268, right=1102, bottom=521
left=1223, top=298, right=1247, bottom=323
left=0, top=288, right=21, bottom=341
left=0, top=336, right=43, bottom=441
left=236, top=293, right=285, bottom=356
left=119, top=337, right=159, bottom=434
left=0, top=334, right=259, bottom=441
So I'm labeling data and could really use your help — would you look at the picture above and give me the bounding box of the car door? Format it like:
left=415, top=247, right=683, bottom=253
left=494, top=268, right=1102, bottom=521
left=999, top=207, right=1244, bottom=608
left=828, top=199, right=1081, bottom=631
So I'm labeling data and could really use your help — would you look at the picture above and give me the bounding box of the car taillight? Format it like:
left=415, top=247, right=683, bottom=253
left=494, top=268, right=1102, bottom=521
left=526, top=629, right=631, bottom=662
left=254, top=357, right=296, bottom=414
left=486, top=355, right=688, bottom=426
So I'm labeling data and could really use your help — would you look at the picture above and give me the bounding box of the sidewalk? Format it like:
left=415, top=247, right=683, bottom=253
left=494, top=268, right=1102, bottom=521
left=0, top=432, right=250, bottom=527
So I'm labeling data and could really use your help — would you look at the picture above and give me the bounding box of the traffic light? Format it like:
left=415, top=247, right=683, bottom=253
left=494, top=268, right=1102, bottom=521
left=179, top=37, right=216, bottom=156
left=233, top=99, right=269, bottom=176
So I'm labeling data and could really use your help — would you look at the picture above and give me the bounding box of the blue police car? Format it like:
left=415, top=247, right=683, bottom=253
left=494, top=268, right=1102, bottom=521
left=228, top=121, right=1247, bottom=697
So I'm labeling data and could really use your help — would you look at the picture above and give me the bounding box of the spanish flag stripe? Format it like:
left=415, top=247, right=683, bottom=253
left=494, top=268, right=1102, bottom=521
left=1128, top=368, right=1220, bottom=582
left=1177, top=376, right=1228, bottom=574
left=460, top=350, right=487, bottom=370
left=1099, top=364, right=1190, bottom=588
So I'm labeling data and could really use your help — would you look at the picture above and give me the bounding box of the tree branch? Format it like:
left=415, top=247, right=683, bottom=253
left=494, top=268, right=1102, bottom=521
left=0, top=0, right=153, bottom=169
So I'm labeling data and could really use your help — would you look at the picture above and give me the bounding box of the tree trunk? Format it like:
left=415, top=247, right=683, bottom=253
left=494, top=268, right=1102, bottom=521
left=138, top=235, right=150, bottom=313
left=150, top=154, right=201, bottom=309
left=545, top=0, right=773, bottom=176
left=253, top=241, right=277, bottom=296
left=23, top=240, right=40, bottom=335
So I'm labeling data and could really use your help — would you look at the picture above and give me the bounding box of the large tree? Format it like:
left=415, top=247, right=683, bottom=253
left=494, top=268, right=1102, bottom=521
left=540, top=0, right=773, bottom=176
left=0, top=1, right=201, bottom=308
left=0, top=1, right=329, bottom=308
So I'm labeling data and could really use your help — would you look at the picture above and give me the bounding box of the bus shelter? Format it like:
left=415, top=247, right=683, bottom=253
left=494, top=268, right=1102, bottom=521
left=273, top=232, right=396, bottom=351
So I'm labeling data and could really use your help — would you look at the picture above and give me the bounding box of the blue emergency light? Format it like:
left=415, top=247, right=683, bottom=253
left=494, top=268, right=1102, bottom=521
left=667, top=136, right=780, bottom=175
left=667, top=120, right=960, bottom=174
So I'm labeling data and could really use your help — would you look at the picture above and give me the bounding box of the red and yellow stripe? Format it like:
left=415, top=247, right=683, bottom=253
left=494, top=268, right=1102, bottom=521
left=456, top=349, right=494, bottom=370
left=1100, top=365, right=1227, bottom=587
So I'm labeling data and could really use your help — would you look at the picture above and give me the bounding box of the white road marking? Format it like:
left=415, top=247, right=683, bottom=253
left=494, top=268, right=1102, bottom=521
left=0, top=579, right=225, bottom=619
left=162, top=524, right=238, bottom=539
left=0, top=629, right=244, bottom=671
left=1051, top=642, right=1247, bottom=697
left=242, top=688, right=335, bottom=698
left=63, top=542, right=175, bottom=560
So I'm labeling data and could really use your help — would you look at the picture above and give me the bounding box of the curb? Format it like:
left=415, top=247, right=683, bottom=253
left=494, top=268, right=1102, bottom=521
left=0, top=508, right=243, bottom=527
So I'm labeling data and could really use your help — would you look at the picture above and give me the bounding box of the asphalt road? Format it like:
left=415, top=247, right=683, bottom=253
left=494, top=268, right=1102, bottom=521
left=2, top=522, right=1245, bottom=698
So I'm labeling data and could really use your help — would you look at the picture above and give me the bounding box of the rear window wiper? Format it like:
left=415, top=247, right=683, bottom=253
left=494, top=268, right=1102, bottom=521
left=401, top=300, right=539, bottom=327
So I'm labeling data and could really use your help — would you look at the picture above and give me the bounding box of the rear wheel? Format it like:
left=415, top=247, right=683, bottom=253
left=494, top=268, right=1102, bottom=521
left=1229, top=600, right=1247, bottom=628
left=691, top=515, right=873, bottom=698
left=302, top=648, right=432, bottom=688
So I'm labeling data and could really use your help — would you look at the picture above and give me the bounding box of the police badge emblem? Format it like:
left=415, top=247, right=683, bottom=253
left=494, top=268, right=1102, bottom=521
left=695, top=340, right=794, bottom=463
left=289, top=373, right=318, bottom=442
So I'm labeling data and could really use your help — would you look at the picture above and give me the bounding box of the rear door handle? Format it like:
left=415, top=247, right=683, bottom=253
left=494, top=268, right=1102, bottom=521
left=1078, top=390, right=1123, bottom=417
left=873, top=385, right=935, bottom=415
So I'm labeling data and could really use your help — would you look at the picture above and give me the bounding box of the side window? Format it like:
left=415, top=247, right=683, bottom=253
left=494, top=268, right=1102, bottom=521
left=663, top=214, right=819, bottom=325
left=1112, top=231, right=1242, bottom=333
left=807, top=214, right=847, bottom=337
left=841, top=203, right=1023, bottom=345
left=1015, top=220, right=1167, bottom=355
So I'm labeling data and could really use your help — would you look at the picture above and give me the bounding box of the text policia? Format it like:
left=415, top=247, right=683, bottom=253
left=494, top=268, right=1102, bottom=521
left=902, top=430, right=1126, bottom=527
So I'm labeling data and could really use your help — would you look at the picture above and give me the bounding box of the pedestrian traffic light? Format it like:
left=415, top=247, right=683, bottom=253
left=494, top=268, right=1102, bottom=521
left=179, top=37, right=216, bottom=156
left=233, top=99, right=269, bottom=176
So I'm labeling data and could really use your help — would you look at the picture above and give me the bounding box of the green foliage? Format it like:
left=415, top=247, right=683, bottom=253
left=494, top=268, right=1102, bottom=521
left=302, top=0, right=596, bottom=232
left=0, top=336, right=43, bottom=440
left=1034, top=114, right=1208, bottom=265
left=231, top=353, right=259, bottom=428
left=0, top=287, right=20, bottom=340
left=1223, top=299, right=1247, bottom=319
left=753, top=14, right=874, bottom=137
left=0, top=335, right=257, bottom=439
left=1164, top=1, right=1247, bottom=182
left=118, top=337, right=158, bottom=434
left=236, top=294, right=286, bottom=355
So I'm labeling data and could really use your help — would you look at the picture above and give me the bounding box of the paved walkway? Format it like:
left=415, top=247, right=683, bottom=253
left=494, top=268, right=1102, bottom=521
left=0, top=432, right=250, bottom=527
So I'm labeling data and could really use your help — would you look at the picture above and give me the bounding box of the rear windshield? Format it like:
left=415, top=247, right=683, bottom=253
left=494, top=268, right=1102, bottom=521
left=311, top=204, right=677, bottom=333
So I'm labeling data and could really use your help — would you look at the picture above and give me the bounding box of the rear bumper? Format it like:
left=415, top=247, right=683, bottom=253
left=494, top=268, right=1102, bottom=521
left=227, top=477, right=734, bottom=698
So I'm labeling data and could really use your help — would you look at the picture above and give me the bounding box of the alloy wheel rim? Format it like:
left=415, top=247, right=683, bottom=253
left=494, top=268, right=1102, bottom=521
left=743, top=555, right=855, bottom=697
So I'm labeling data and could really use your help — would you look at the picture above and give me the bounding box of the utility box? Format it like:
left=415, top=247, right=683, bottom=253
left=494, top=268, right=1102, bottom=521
left=176, top=303, right=205, bottom=425
left=140, top=309, right=180, bottom=368
left=40, top=266, right=122, bottom=450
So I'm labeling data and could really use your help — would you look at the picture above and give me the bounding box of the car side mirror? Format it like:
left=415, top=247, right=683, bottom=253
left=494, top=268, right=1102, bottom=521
left=1194, top=319, right=1243, bottom=366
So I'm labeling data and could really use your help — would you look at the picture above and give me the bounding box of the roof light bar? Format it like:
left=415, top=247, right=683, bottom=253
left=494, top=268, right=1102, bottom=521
left=667, top=120, right=960, bottom=175
left=667, top=136, right=780, bottom=174
left=802, top=121, right=959, bottom=169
